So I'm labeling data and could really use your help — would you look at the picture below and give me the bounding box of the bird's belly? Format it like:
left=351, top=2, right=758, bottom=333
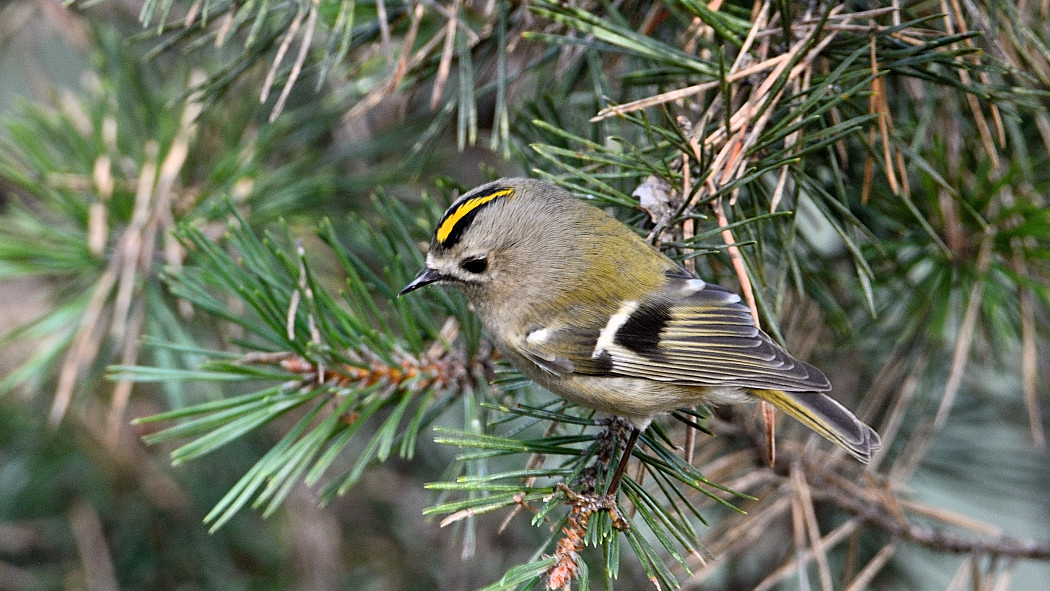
left=493, top=341, right=753, bottom=427
left=534, top=372, right=750, bottom=428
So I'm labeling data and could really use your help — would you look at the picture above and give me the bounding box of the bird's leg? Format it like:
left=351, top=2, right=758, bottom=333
left=605, top=426, right=640, bottom=498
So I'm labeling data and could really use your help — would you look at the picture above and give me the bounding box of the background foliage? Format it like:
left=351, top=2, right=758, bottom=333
left=1, top=1, right=1049, bottom=590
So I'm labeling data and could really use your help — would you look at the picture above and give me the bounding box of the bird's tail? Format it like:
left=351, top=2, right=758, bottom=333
left=752, top=389, right=882, bottom=463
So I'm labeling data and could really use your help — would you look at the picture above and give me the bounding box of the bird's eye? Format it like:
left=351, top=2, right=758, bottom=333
left=460, top=256, right=488, bottom=274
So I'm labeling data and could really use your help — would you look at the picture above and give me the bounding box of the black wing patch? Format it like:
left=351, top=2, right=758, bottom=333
left=604, top=280, right=831, bottom=393
left=613, top=302, right=670, bottom=357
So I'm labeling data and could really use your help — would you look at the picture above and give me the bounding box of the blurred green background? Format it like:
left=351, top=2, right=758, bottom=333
left=2, top=1, right=1049, bottom=590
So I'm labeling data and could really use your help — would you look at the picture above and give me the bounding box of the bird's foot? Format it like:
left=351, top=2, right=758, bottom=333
left=555, top=482, right=629, bottom=531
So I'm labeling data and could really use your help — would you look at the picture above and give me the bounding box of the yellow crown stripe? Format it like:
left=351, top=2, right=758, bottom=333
left=436, top=187, right=514, bottom=244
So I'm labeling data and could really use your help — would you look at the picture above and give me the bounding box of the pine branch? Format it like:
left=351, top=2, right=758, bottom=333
left=116, top=197, right=502, bottom=527
left=0, top=28, right=338, bottom=437
left=6, top=2, right=1048, bottom=589
left=815, top=471, right=1050, bottom=561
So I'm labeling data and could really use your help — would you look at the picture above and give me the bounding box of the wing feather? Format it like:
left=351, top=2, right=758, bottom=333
left=510, top=275, right=830, bottom=393
left=602, top=280, right=831, bottom=392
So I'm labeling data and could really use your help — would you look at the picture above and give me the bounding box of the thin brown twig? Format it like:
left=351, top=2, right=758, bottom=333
left=430, top=0, right=462, bottom=110
left=261, top=6, right=305, bottom=103
left=934, top=231, right=994, bottom=429
left=751, top=519, right=863, bottom=591
left=708, top=190, right=775, bottom=487
left=729, top=1, right=770, bottom=72
left=270, top=0, right=318, bottom=122
left=590, top=54, right=790, bottom=122
left=49, top=182, right=139, bottom=425
left=843, top=540, right=899, bottom=591
left=389, top=2, right=425, bottom=92
left=183, top=0, right=202, bottom=28
left=944, top=554, right=979, bottom=591
left=691, top=496, right=794, bottom=581
left=870, top=37, right=900, bottom=195
left=815, top=471, right=1050, bottom=560
left=789, top=477, right=807, bottom=582
left=214, top=5, right=235, bottom=46
left=375, top=0, right=394, bottom=68
left=106, top=296, right=145, bottom=448
left=342, top=5, right=452, bottom=126
left=991, top=558, right=1018, bottom=591
left=498, top=420, right=560, bottom=534
left=894, top=498, right=1002, bottom=537
left=89, top=156, right=112, bottom=256
left=591, top=0, right=919, bottom=122
left=68, top=500, right=119, bottom=591
left=1015, top=248, right=1045, bottom=448
left=678, top=125, right=701, bottom=463
left=792, top=464, right=834, bottom=591
left=941, top=0, right=1001, bottom=169
left=710, top=198, right=759, bottom=324
left=867, top=361, right=920, bottom=472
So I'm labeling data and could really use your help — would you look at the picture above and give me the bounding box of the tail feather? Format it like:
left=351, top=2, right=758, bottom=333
left=753, top=389, right=882, bottom=463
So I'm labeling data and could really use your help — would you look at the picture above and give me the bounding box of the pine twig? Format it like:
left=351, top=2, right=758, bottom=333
left=824, top=484, right=1050, bottom=560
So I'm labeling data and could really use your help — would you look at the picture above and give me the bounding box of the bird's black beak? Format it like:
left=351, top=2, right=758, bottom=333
left=398, top=267, right=446, bottom=296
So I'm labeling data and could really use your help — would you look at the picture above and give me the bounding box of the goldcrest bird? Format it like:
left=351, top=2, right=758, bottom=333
left=400, top=178, right=881, bottom=475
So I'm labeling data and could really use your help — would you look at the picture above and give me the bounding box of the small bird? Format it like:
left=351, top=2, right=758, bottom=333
left=400, top=178, right=881, bottom=489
